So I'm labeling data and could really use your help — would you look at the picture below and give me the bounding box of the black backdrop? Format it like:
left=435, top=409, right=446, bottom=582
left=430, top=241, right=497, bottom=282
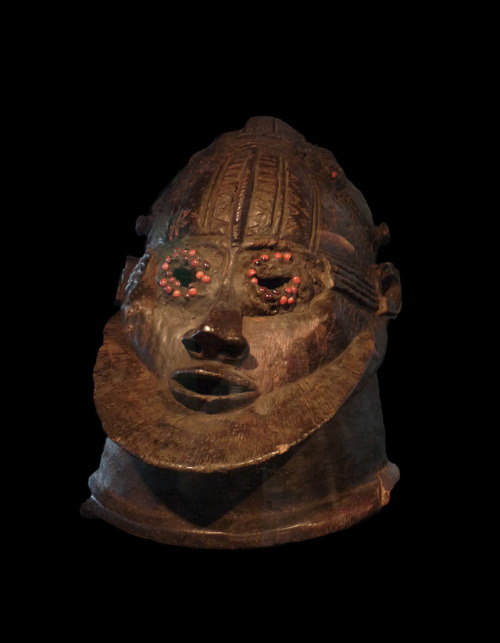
left=66, top=103, right=427, bottom=539
left=35, top=45, right=462, bottom=611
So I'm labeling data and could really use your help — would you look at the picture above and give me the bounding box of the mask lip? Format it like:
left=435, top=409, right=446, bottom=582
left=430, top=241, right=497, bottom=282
left=169, top=366, right=259, bottom=414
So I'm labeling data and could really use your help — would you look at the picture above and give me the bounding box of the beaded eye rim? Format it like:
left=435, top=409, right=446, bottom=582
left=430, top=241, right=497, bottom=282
left=247, top=251, right=302, bottom=311
left=157, top=247, right=211, bottom=301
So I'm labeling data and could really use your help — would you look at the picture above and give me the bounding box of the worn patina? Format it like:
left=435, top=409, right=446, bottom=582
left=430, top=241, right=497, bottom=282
left=82, top=116, right=402, bottom=547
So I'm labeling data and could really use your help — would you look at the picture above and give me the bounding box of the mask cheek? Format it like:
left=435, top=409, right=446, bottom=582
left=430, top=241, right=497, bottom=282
left=130, top=304, right=190, bottom=383
left=333, top=294, right=374, bottom=348
left=242, top=308, right=337, bottom=391
left=307, top=290, right=354, bottom=359
left=123, top=301, right=154, bottom=371
left=122, top=284, right=171, bottom=374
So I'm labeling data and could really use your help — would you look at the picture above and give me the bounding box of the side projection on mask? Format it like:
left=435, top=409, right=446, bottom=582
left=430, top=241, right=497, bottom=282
left=82, top=116, right=402, bottom=549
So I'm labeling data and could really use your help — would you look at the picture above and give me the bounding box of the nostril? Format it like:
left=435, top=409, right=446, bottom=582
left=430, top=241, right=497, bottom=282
left=182, top=330, right=217, bottom=357
left=222, top=338, right=249, bottom=361
left=182, top=336, right=203, bottom=355
left=182, top=328, right=249, bottom=362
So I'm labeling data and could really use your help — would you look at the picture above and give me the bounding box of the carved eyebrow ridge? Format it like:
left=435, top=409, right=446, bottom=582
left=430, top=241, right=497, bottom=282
left=237, top=239, right=280, bottom=251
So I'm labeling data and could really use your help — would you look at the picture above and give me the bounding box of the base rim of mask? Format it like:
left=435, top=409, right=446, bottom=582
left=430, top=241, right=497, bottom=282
left=81, top=460, right=399, bottom=549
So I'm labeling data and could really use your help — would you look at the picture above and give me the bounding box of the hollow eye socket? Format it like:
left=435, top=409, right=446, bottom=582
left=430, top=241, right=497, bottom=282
left=247, top=252, right=301, bottom=312
left=157, top=247, right=211, bottom=299
left=258, top=276, right=289, bottom=290
left=173, top=267, right=196, bottom=287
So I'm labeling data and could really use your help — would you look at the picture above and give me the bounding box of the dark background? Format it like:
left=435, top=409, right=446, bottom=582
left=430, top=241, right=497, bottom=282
left=63, top=95, right=441, bottom=557
left=24, top=17, right=476, bottom=617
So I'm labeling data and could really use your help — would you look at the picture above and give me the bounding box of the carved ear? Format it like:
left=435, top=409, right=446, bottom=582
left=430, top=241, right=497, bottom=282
left=135, top=214, right=154, bottom=236
left=374, top=262, right=402, bottom=318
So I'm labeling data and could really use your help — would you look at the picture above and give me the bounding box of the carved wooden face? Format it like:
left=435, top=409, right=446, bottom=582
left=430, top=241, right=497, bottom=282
left=122, top=234, right=370, bottom=416
left=93, top=117, right=400, bottom=472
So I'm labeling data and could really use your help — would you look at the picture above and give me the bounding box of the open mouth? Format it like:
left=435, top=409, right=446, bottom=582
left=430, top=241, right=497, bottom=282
left=169, top=367, right=259, bottom=413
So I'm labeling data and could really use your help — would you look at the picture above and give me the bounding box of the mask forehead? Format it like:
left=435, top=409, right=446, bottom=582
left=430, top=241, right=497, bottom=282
left=144, top=116, right=379, bottom=277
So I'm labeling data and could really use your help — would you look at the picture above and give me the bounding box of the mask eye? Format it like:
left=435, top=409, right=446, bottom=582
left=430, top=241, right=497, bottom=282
left=157, top=247, right=211, bottom=300
left=172, top=266, right=196, bottom=287
left=247, top=252, right=301, bottom=313
left=258, top=276, right=289, bottom=290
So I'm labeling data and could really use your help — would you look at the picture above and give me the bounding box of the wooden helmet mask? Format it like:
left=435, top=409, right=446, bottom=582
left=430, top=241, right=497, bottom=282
left=82, top=116, right=402, bottom=548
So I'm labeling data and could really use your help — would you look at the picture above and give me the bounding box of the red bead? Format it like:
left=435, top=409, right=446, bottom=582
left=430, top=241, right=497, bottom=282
left=188, top=287, right=198, bottom=296
left=274, top=252, right=283, bottom=260
left=280, top=296, right=288, bottom=305
left=162, top=262, right=169, bottom=271
left=181, top=248, right=187, bottom=254
left=287, top=297, right=295, bottom=305
left=169, top=277, right=176, bottom=282
left=188, top=249, right=196, bottom=256
left=284, top=287, right=292, bottom=295
left=250, top=277, right=258, bottom=284
left=284, top=252, right=292, bottom=261
left=174, top=280, right=181, bottom=287
left=164, top=285, right=173, bottom=294
left=172, top=289, right=181, bottom=297
left=292, top=276, right=301, bottom=284
left=248, top=268, right=257, bottom=277
left=261, top=254, right=269, bottom=262
left=331, top=171, right=337, bottom=179
left=191, top=259, right=199, bottom=267
left=159, top=278, right=167, bottom=287
left=196, top=271, right=204, bottom=280
left=201, top=274, right=211, bottom=283
left=291, top=286, right=298, bottom=295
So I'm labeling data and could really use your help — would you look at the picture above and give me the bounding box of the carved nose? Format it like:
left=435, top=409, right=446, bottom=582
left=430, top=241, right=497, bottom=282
left=182, top=308, right=249, bottom=363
